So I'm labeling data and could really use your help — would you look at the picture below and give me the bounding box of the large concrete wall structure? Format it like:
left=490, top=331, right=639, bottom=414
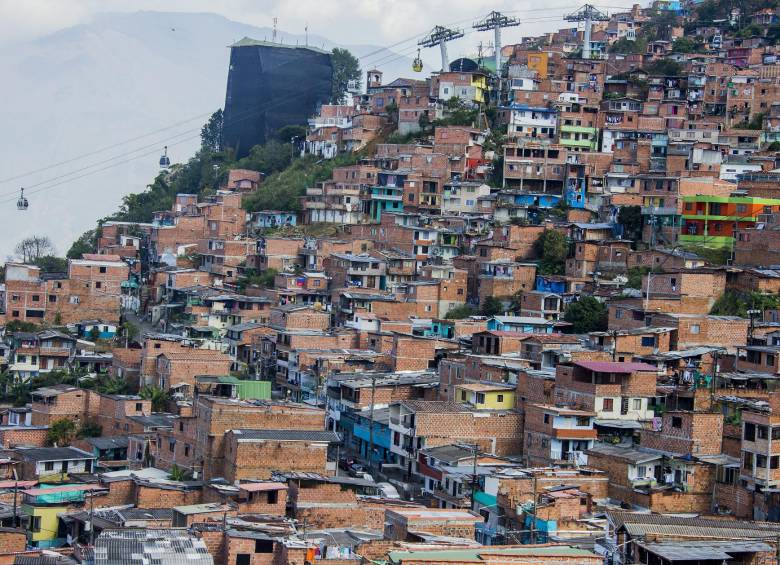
left=223, top=38, right=333, bottom=157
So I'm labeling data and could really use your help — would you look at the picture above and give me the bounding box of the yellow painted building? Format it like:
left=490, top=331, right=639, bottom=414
left=455, top=383, right=515, bottom=410
left=528, top=52, right=549, bottom=79
left=471, top=74, right=489, bottom=104
left=23, top=503, right=66, bottom=547
left=22, top=483, right=107, bottom=548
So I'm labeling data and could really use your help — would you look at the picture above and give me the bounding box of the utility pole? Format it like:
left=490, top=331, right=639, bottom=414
left=419, top=26, right=465, bottom=71
left=12, top=479, right=17, bottom=529
left=89, top=491, right=95, bottom=546
left=529, top=474, right=537, bottom=544
left=564, top=4, right=609, bottom=60
left=611, top=329, right=618, bottom=362
left=710, top=349, right=719, bottom=407
left=470, top=443, right=479, bottom=510
left=472, top=11, right=520, bottom=77
left=368, top=374, right=377, bottom=471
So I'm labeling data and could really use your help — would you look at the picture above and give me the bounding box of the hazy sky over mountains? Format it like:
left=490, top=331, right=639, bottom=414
left=0, top=0, right=570, bottom=46
left=0, top=2, right=572, bottom=258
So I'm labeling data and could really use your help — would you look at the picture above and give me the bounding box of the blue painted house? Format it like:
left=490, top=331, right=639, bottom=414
left=369, top=171, right=406, bottom=221
left=486, top=316, right=561, bottom=334
left=76, top=320, right=117, bottom=340
left=353, top=409, right=394, bottom=465
left=536, top=275, right=567, bottom=294
left=506, top=192, right=562, bottom=209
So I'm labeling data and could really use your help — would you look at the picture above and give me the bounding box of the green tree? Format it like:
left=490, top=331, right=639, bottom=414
left=121, top=321, right=140, bottom=344
left=237, top=268, right=278, bottom=292
left=481, top=296, right=504, bottom=317
left=618, top=205, right=643, bottom=242
left=710, top=290, right=780, bottom=317
left=32, top=255, right=68, bottom=273
left=609, top=36, right=647, bottom=54
left=626, top=266, right=650, bottom=289
left=200, top=109, right=224, bottom=152
left=242, top=152, right=359, bottom=213
left=67, top=228, right=99, bottom=259
left=88, top=326, right=101, bottom=342
left=47, top=418, right=77, bottom=447
left=384, top=101, right=399, bottom=124
left=140, top=386, right=171, bottom=412
left=643, top=59, right=683, bottom=76
left=5, top=320, right=40, bottom=333
left=671, top=37, right=703, bottom=53
left=534, top=230, right=568, bottom=275
left=168, top=463, right=191, bottom=481
left=276, top=125, right=308, bottom=143
left=563, top=297, right=608, bottom=333
left=433, top=98, right=478, bottom=127
left=445, top=304, right=477, bottom=319
left=234, top=140, right=291, bottom=175
left=96, top=375, right=129, bottom=395
left=77, top=418, right=103, bottom=439
left=331, top=48, right=361, bottom=104
left=734, top=113, right=765, bottom=130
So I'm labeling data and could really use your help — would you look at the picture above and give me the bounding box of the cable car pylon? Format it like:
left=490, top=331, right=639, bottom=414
left=419, top=26, right=465, bottom=71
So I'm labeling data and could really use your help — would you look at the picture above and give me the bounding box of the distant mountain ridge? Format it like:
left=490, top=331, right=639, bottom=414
left=0, top=11, right=414, bottom=258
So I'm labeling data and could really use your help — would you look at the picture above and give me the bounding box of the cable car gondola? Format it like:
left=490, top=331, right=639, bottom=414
left=16, top=188, right=28, bottom=211
left=412, top=49, right=424, bottom=73
left=159, top=146, right=171, bottom=169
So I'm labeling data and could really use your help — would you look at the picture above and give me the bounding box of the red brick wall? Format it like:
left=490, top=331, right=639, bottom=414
left=135, top=484, right=201, bottom=508
left=639, top=411, right=724, bottom=455
left=0, top=427, right=48, bottom=448
left=223, top=434, right=331, bottom=482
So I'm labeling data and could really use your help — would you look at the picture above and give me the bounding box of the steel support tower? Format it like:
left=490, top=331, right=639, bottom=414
left=473, top=11, right=520, bottom=75
left=564, top=4, right=609, bottom=59
left=419, top=25, right=465, bottom=71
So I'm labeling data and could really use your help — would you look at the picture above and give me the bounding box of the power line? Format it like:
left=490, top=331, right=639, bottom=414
left=2, top=5, right=595, bottom=199
left=0, top=79, right=331, bottom=205
left=0, top=112, right=215, bottom=187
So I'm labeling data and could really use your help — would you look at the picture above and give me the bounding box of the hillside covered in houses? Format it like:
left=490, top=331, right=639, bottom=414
left=2, top=0, right=780, bottom=563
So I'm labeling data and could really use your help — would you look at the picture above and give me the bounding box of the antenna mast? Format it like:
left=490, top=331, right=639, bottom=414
left=564, top=4, right=609, bottom=59
left=272, top=17, right=278, bottom=43
left=473, top=11, right=521, bottom=76
left=419, top=25, right=465, bottom=71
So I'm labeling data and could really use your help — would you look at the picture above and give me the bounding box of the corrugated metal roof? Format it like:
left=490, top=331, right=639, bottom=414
left=575, top=360, right=657, bottom=372
left=638, top=540, right=772, bottom=561
left=232, top=429, right=341, bottom=442
left=610, top=511, right=780, bottom=538
left=94, top=528, right=214, bottom=564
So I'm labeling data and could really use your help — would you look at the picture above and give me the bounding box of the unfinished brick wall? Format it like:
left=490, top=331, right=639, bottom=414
left=224, top=534, right=277, bottom=565
left=639, top=411, right=724, bottom=455
left=223, top=435, right=331, bottom=482
left=414, top=410, right=524, bottom=456
left=193, top=527, right=226, bottom=565
left=0, top=529, right=28, bottom=557
left=195, top=398, right=326, bottom=479
left=384, top=510, right=480, bottom=541
left=0, top=427, right=48, bottom=448
left=135, top=484, right=201, bottom=508
left=31, top=389, right=89, bottom=426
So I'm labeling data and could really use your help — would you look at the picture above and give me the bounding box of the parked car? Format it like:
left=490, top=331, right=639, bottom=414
left=347, top=463, right=366, bottom=477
